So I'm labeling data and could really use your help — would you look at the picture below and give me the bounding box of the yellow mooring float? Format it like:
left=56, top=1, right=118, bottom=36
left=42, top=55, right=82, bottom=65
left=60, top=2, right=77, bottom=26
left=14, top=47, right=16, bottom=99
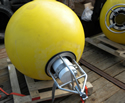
left=5, top=0, right=88, bottom=100
left=100, top=0, right=125, bottom=44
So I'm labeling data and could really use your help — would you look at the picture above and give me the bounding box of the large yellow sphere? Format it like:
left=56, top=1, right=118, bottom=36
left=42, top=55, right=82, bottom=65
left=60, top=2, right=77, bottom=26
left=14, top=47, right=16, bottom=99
left=100, top=0, right=125, bottom=44
left=5, top=0, right=85, bottom=80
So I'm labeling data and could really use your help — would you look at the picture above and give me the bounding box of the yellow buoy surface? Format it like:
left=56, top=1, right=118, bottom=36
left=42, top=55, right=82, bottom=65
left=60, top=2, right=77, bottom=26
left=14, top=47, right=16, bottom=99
left=5, top=0, right=85, bottom=80
left=100, top=0, right=125, bottom=44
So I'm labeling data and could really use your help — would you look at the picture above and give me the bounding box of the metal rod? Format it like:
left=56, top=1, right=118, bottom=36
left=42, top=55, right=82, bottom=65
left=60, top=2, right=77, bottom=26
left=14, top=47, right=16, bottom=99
left=73, top=59, right=87, bottom=75
left=60, top=74, right=86, bottom=87
left=79, top=59, right=125, bottom=90
left=73, top=59, right=87, bottom=92
left=71, top=73, right=74, bottom=90
left=58, top=86, right=79, bottom=94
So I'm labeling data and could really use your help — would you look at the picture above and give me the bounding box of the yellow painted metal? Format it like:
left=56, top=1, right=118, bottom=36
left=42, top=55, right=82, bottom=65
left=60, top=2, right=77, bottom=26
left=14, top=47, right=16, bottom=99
left=5, top=0, right=85, bottom=80
left=100, top=0, right=125, bottom=44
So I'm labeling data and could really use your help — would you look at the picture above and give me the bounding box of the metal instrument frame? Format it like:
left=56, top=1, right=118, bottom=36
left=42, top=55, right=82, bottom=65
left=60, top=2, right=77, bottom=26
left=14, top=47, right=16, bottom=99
left=105, top=4, right=125, bottom=34
left=48, top=55, right=88, bottom=100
